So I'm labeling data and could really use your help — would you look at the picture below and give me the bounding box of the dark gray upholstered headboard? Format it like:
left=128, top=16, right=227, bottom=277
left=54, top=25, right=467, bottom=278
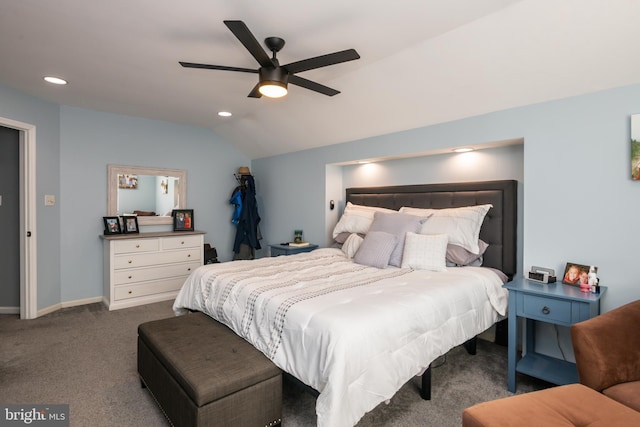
left=346, top=180, right=517, bottom=279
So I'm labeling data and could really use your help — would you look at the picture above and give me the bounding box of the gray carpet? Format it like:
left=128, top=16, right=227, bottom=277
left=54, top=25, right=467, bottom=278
left=0, top=300, right=548, bottom=426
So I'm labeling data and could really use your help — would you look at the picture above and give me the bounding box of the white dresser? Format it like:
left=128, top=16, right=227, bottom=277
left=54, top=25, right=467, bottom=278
left=101, top=231, right=205, bottom=310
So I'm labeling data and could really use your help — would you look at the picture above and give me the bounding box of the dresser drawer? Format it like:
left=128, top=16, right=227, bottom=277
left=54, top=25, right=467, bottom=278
left=114, top=277, right=186, bottom=301
left=114, top=248, right=201, bottom=269
left=113, top=261, right=201, bottom=285
left=521, top=294, right=572, bottom=324
left=114, top=238, right=160, bottom=254
left=162, top=235, right=202, bottom=250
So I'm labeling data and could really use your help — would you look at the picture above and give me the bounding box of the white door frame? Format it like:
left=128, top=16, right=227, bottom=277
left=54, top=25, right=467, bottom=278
left=1, top=116, right=37, bottom=319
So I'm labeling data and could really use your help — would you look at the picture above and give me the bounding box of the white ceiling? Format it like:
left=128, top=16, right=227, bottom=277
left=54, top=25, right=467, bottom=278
left=2, top=0, right=640, bottom=159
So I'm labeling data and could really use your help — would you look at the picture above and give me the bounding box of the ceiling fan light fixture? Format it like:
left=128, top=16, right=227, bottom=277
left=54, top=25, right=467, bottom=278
left=258, top=67, right=289, bottom=98
left=259, top=83, right=287, bottom=98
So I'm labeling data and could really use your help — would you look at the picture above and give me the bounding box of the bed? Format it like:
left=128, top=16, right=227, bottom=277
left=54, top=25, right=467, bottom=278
left=173, top=180, right=517, bottom=427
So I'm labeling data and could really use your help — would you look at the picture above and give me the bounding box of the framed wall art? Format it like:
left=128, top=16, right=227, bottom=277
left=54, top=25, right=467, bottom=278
left=118, top=173, right=138, bottom=189
left=103, top=216, right=122, bottom=235
left=632, top=113, right=640, bottom=180
left=173, top=209, right=194, bottom=231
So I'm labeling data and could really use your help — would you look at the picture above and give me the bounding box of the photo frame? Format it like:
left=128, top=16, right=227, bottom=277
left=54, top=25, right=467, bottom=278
left=117, top=173, right=138, bottom=189
left=562, top=262, right=596, bottom=286
left=122, top=216, right=139, bottom=234
left=173, top=209, right=194, bottom=231
left=632, top=113, right=640, bottom=180
left=103, top=216, right=122, bottom=235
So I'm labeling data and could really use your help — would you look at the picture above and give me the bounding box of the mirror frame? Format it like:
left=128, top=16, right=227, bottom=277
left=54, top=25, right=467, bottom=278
left=107, top=164, right=187, bottom=226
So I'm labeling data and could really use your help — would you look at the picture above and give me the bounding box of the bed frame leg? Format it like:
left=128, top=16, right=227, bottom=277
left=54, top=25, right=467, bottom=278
left=420, top=365, right=431, bottom=400
left=494, top=318, right=508, bottom=346
left=463, top=336, right=477, bottom=355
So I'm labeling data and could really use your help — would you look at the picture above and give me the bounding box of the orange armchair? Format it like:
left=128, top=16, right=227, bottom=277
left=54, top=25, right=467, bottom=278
left=570, top=299, right=640, bottom=412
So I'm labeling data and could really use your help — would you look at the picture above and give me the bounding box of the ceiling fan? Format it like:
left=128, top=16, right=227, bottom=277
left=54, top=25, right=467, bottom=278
left=179, top=20, right=360, bottom=99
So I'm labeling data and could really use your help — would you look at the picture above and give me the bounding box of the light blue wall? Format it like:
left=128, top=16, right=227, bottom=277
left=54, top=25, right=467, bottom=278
left=252, top=84, right=640, bottom=318
left=59, top=106, right=250, bottom=302
left=0, top=84, right=61, bottom=309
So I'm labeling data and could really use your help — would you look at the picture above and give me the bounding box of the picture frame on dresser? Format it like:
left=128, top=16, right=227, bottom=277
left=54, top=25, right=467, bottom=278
left=103, top=216, right=122, bottom=235
left=122, top=216, right=139, bottom=234
left=173, top=209, right=194, bottom=231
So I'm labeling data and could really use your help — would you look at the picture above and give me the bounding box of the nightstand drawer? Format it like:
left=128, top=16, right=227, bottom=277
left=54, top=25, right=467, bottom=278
left=521, top=294, right=572, bottom=324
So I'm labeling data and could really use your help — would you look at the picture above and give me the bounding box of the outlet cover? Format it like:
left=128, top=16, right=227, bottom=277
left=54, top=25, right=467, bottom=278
left=45, top=195, right=55, bottom=206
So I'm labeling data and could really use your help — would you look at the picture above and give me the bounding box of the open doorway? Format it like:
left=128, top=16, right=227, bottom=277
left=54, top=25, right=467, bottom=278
left=0, top=116, right=37, bottom=319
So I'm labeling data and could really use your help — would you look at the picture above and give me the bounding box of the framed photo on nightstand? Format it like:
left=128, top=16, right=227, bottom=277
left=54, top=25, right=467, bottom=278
left=562, top=262, right=595, bottom=286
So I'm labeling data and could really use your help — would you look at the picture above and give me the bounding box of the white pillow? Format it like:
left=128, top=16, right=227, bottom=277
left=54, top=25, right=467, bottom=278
left=332, top=202, right=396, bottom=239
left=401, top=232, right=448, bottom=272
left=399, top=204, right=492, bottom=254
left=341, top=233, right=364, bottom=259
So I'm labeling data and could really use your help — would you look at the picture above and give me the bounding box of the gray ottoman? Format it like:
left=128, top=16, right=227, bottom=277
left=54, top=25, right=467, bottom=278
left=138, top=312, right=282, bottom=427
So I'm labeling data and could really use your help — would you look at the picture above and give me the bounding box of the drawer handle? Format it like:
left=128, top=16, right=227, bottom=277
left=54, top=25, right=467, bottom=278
left=541, top=306, right=550, bottom=315
left=128, top=291, right=132, bottom=294
left=128, top=260, right=132, bottom=264
left=181, top=241, right=185, bottom=245
left=128, top=275, right=132, bottom=279
left=136, top=244, right=140, bottom=248
left=187, top=254, right=191, bottom=257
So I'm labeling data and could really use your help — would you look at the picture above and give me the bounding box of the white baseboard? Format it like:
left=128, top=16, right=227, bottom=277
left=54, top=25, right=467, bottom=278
left=37, top=297, right=104, bottom=318
left=0, top=306, right=20, bottom=314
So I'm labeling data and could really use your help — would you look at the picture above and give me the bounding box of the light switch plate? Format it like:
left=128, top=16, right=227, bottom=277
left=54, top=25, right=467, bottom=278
left=45, top=195, right=55, bottom=206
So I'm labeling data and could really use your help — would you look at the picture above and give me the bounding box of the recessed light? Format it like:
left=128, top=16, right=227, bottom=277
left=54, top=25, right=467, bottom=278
left=453, top=147, right=474, bottom=153
left=218, top=111, right=232, bottom=117
left=43, top=76, right=67, bottom=85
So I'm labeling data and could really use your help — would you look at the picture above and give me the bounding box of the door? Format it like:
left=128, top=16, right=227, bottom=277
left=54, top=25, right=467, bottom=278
left=0, top=125, right=20, bottom=311
left=0, top=116, right=37, bottom=319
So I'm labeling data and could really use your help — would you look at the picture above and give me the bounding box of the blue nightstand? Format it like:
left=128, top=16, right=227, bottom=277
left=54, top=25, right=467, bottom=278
left=504, top=277, right=606, bottom=392
left=269, top=243, right=318, bottom=257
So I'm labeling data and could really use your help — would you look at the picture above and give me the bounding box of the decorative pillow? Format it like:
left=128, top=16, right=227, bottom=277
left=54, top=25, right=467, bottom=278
left=446, top=240, right=489, bottom=266
left=368, top=211, right=429, bottom=267
left=341, top=233, right=364, bottom=259
left=401, top=233, right=448, bottom=271
left=332, top=202, right=396, bottom=239
left=353, top=231, right=397, bottom=269
left=399, top=204, right=492, bottom=254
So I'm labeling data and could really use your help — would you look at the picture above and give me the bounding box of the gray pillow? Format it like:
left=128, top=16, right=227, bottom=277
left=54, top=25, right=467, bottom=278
left=368, top=212, right=428, bottom=267
left=353, top=231, right=397, bottom=269
left=446, top=240, right=489, bottom=266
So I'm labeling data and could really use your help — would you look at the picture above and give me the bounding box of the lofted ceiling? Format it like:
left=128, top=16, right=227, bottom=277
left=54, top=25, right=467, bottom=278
left=2, top=0, right=640, bottom=159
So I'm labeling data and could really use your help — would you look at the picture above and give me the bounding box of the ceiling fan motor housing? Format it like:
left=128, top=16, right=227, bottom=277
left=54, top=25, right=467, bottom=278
left=259, top=66, right=289, bottom=86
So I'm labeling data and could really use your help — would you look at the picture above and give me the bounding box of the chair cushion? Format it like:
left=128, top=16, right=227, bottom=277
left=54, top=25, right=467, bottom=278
left=138, top=312, right=281, bottom=407
left=462, top=384, right=640, bottom=427
left=603, top=380, right=640, bottom=412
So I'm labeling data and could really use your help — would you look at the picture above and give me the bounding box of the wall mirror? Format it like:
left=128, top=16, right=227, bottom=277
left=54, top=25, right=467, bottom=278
left=107, top=164, right=187, bottom=226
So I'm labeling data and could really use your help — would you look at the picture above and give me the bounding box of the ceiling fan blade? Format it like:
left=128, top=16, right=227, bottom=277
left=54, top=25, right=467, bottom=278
left=288, top=75, right=340, bottom=96
left=224, top=20, right=274, bottom=68
left=179, top=62, right=258, bottom=73
left=283, top=49, right=360, bottom=74
left=247, top=83, right=262, bottom=98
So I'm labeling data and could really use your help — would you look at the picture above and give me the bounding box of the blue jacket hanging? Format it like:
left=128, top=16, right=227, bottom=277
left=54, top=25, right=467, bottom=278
left=233, top=175, right=261, bottom=253
left=229, top=187, right=243, bottom=225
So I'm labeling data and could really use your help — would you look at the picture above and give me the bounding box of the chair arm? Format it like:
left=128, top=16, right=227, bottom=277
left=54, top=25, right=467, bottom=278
left=571, top=300, right=640, bottom=391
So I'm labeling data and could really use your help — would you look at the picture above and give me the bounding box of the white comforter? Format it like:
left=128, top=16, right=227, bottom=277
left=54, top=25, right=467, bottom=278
left=173, top=248, right=508, bottom=427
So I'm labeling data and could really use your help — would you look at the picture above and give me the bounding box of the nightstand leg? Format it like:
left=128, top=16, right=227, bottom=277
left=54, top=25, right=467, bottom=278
left=507, top=291, right=517, bottom=392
